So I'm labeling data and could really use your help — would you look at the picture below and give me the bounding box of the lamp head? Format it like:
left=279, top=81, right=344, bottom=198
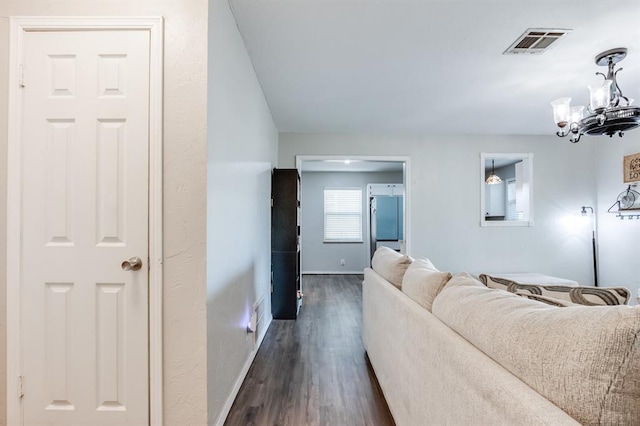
left=581, top=206, right=594, bottom=216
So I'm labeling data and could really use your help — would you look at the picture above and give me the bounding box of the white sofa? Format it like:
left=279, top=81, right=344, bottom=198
left=362, top=248, right=640, bottom=425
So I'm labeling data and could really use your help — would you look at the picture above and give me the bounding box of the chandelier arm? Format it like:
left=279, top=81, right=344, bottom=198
left=570, top=133, right=582, bottom=143
left=613, top=68, right=625, bottom=99
left=570, top=122, right=579, bottom=133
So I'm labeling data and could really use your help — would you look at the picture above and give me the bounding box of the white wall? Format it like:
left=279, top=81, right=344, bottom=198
left=280, top=133, right=599, bottom=284
left=0, top=2, right=209, bottom=424
left=206, top=0, right=278, bottom=424
left=301, top=171, right=403, bottom=273
left=596, top=132, right=640, bottom=305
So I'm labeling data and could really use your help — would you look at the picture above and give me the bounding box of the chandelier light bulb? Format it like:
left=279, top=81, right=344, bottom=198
left=588, top=80, right=612, bottom=112
left=570, top=106, right=585, bottom=125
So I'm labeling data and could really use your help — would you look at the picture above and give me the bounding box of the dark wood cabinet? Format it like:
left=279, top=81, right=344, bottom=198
left=271, top=168, right=301, bottom=319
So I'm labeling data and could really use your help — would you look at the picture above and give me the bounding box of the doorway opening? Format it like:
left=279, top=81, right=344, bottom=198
left=295, top=156, right=410, bottom=274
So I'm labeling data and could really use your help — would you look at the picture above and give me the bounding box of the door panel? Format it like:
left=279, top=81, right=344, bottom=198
left=21, top=29, right=150, bottom=425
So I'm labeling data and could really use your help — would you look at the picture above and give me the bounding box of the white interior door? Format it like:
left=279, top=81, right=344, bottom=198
left=20, top=29, right=150, bottom=425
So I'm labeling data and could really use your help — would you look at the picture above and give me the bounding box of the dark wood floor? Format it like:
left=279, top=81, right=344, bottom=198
left=224, top=274, right=395, bottom=426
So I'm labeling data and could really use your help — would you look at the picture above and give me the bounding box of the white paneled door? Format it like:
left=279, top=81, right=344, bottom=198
left=20, top=29, right=150, bottom=425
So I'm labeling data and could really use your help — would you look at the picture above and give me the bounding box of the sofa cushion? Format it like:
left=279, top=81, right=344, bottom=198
left=371, top=246, right=412, bottom=289
left=479, top=274, right=630, bottom=305
left=401, top=258, right=452, bottom=312
left=432, top=285, right=640, bottom=425
left=442, top=272, right=485, bottom=289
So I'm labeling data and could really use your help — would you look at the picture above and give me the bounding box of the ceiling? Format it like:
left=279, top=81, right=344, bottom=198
left=229, top=0, right=640, bottom=136
left=484, top=158, right=521, bottom=171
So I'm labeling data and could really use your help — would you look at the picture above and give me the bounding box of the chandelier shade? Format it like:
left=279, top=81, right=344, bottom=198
left=570, top=106, right=585, bottom=124
left=551, top=97, right=571, bottom=128
left=551, top=48, right=640, bottom=143
left=588, top=80, right=612, bottom=112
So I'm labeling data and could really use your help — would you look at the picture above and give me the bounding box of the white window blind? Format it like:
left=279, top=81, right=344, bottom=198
left=324, top=188, right=362, bottom=242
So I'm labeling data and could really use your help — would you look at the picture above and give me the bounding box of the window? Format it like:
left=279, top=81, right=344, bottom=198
left=324, top=188, right=363, bottom=242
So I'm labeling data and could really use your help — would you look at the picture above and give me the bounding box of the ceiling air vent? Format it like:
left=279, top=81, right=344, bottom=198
left=504, top=28, right=571, bottom=55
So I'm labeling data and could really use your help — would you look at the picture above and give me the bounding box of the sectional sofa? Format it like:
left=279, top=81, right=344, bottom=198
left=363, top=247, right=639, bottom=425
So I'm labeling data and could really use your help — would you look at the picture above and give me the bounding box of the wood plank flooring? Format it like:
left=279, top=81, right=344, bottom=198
left=224, top=274, right=395, bottom=426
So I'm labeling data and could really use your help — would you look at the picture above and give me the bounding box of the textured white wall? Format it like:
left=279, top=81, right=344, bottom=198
left=596, top=132, right=640, bottom=304
left=301, top=171, right=403, bottom=273
left=280, top=133, right=600, bottom=284
left=0, top=2, right=209, bottom=424
left=206, top=0, right=278, bottom=423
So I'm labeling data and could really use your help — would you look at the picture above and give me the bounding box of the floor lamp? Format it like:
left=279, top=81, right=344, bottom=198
left=581, top=206, right=598, bottom=287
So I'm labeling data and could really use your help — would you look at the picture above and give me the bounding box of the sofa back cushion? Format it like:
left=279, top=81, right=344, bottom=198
left=371, top=246, right=412, bottom=289
left=432, top=285, right=640, bottom=425
left=442, top=272, right=485, bottom=289
left=479, top=274, right=630, bottom=305
left=401, top=258, right=452, bottom=312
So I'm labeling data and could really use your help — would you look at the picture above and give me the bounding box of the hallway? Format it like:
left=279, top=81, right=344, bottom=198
left=225, top=274, right=394, bottom=425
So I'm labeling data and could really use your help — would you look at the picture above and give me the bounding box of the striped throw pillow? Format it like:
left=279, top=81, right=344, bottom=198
left=478, top=274, right=630, bottom=306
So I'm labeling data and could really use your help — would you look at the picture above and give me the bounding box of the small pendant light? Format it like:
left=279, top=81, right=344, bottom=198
left=486, top=159, right=502, bottom=185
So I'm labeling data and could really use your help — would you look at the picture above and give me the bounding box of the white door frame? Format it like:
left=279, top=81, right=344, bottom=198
left=295, top=155, right=412, bottom=257
left=6, top=16, right=164, bottom=425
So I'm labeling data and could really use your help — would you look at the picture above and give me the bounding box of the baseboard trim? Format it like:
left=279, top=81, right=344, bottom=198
left=214, top=314, right=273, bottom=426
left=302, top=271, right=364, bottom=275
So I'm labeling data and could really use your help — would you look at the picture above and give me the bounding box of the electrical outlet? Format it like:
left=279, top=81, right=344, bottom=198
left=340, top=259, right=345, bottom=266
